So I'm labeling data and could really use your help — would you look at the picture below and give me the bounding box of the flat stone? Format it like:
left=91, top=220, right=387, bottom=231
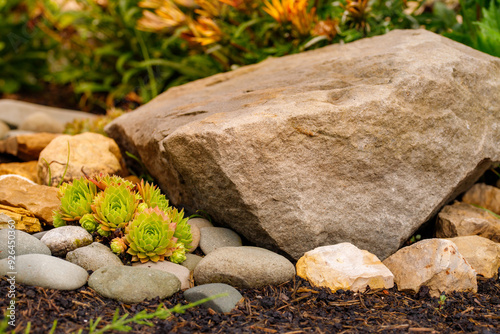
left=133, top=260, right=191, bottom=290
left=106, top=29, right=500, bottom=261
left=296, top=243, right=394, bottom=293
left=0, top=175, right=60, bottom=224
left=0, top=133, right=60, bottom=161
left=0, top=206, right=42, bottom=233
left=199, top=227, right=242, bottom=255
left=88, top=266, right=181, bottom=303
left=445, top=236, right=500, bottom=279
left=0, top=254, right=88, bottom=290
left=66, top=242, right=123, bottom=272
left=462, top=183, right=500, bottom=215
left=41, top=226, right=93, bottom=257
left=383, top=239, right=477, bottom=297
left=37, top=132, right=128, bottom=186
left=19, top=112, right=64, bottom=133
left=184, top=283, right=243, bottom=313
left=0, top=161, right=39, bottom=183
left=436, top=201, right=500, bottom=242
left=0, top=229, right=51, bottom=259
left=194, top=246, right=295, bottom=288
left=181, top=253, right=203, bottom=272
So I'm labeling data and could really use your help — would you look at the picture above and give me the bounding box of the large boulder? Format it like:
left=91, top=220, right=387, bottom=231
left=106, top=29, right=500, bottom=260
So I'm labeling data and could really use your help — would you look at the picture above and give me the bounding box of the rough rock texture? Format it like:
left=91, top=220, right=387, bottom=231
left=41, top=226, right=93, bottom=257
left=445, top=236, right=500, bottom=279
left=296, top=243, right=394, bottom=293
left=0, top=133, right=59, bottom=161
left=0, top=207, right=42, bottom=232
left=0, top=161, right=39, bottom=183
left=106, top=29, right=500, bottom=260
left=383, top=239, right=477, bottom=297
left=66, top=242, right=123, bottom=272
left=0, top=229, right=51, bottom=259
left=462, top=183, right=500, bottom=215
left=0, top=175, right=59, bottom=224
left=436, top=201, right=500, bottom=242
left=37, top=132, right=128, bottom=185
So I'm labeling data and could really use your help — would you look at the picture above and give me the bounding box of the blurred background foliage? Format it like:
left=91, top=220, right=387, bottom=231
left=1, top=0, right=499, bottom=113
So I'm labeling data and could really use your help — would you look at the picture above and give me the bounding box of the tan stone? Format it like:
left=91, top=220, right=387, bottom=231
left=37, top=132, right=128, bottom=186
left=0, top=175, right=60, bottom=224
left=383, top=239, right=477, bottom=297
left=0, top=206, right=42, bottom=233
left=0, top=133, right=59, bottom=161
left=446, top=236, right=500, bottom=279
left=296, top=243, right=394, bottom=293
left=436, top=201, right=500, bottom=242
left=0, top=161, right=39, bottom=183
left=462, top=183, right=500, bottom=215
left=187, top=221, right=200, bottom=253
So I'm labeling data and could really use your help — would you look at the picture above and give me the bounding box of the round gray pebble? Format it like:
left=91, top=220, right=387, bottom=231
left=0, top=229, right=51, bottom=259
left=184, top=283, right=243, bottom=313
left=199, top=227, right=242, bottom=255
left=41, top=226, right=93, bottom=257
left=66, top=242, right=123, bottom=271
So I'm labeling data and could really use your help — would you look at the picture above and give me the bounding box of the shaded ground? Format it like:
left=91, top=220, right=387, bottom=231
left=1, top=273, right=499, bottom=334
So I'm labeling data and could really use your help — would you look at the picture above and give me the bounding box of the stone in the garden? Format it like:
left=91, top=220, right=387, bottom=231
left=0, top=175, right=60, bottom=224
left=0, top=207, right=42, bottom=233
left=0, top=161, right=39, bottom=183
left=0, top=121, right=9, bottom=139
left=37, top=132, right=128, bottom=186
left=436, top=201, right=500, bottom=242
left=66, top=242, right=123, bottom=272
left=32, top=231, right=49, bottom=240
left=194, top=246, right=295, bottom=288
left=0, top=254, right=88, bottom=290
left=0, top=229, right=51, bottom=259
left=188, top=218, right=214, bottom=230
left=0, top=132, right=60, bottom=161
left=41, top=226, right=93, bottom=257
left=184, top=283, right=243, bottom=313
left=181, top=253, right=204, bottom=272
left=296, top=243, right=394, bottom=293
left=133, top=260, right=191, bottom=290
left=462, top=183, right=500, bottom=215
left=106, top=29, right=500, bottom=261
left=187, top=220, right=200, bottom=252
left=19, top=112, right=64, bottom=133
left=88, top=266, right=181, bottom=303
left=445, top=236, right=500, bottom=279
left=383, top=239, right=477, bottom=297
left=199, top=227, right=242, bottom=255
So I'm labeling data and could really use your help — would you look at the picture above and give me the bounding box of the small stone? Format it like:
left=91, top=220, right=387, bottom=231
left=19, top=112, right=64, bottom=133
left=445, top=236, right=500, bottom=279
left=0, top=121, right=9, bottom=139
left=383, top=239, right=477, bottom=297
left=181, top=253, right=203, bottom=272
left=199, top=227, right=242, bottom=255
left=187, top=221, right=200, bottom=253
left=462, top=183, right=500, bottom=215
left=0, top=161, right=39, bottom=183
left=0, top=207, right=42, bottom=233
left=194, top=246, right=295, bottom=288
left=37, top=132, right=128, bottom=186
left=296, top=243, right=394, bottom=293
left=0, top=254, right=88, bottom=290
left=188, top=218, right=214, bottom=230
left=184, top=283, right=243, bottom=313
left=32, top=231, right=49, bottom=240
left=0, top=133, right=60, bottom=161
left=133, top=261, right=191, bottom=290
left=66, top=242, right=123, bottom=272
left=0, top=229, right=51, bottom=259
left=41, top=226, right=93, bottom=257
left=88, top=266, right=181, bottom=303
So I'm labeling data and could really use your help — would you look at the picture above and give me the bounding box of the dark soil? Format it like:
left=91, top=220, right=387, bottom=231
left=1, top=273, right=499, bottom=334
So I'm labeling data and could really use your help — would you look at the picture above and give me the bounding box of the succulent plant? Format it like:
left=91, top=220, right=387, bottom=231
left=170, top=242, right=187, bottom=264
left=53, top=178, right=98, bottom=224
left=110, top=237, right=128, bottom=254
left=80, top=213, right=99, bottom=233
left=86, top=173, right=135, bottom=191
left=125, top=207, right=178, bottom=263
left=92, top=185, right=139, bottom=233
left=168, top=207, right=192, bottom=251
left=136, top=180, right=170, bottom=211
left=52, top=211, right=66, bottom=228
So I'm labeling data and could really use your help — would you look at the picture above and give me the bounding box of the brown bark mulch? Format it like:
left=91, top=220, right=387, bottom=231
left=1, top=273, right=499, bottom=334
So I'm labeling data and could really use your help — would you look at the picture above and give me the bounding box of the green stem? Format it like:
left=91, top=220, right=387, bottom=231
left=135, top=30, right=158, bottom=98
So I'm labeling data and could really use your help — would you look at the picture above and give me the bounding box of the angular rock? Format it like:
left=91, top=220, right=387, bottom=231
left=181, top=253, right=203, bottom=272
left=88, top=266, right=181, bottom=303
left=66, top=242, right=123, bottom=272
left=462, top=183, right=500, bottom=215
left=106, top=29, right=500, bottom=261
left=0, top=161, right=39, bottom=183
left=41, top=226, right=93, bottom=257
left=133, top=260, right=191, bottom=290
left=436, top=201, right=500, bottom=242
left=194, top=246, right=295, bottom=288
left=19, top=112, right=64, bottom=133
left=0, top=254, right=88, bottom=290
left=0, top=175, right=60, bottom=224
left=0, top=206, right=42, bottom=233
left=37, top=132, right=128, bottom=186
left=296, top=243, right=394, bottom=293
left=0, top=229, right=51, bottom=259
left=445, top=236, right=500, bottom=279
left=0, top=133, right=60, bottom=161
left=199, top=227, right=242, bottom=255
left=184, top=283, right=243, bottom=313
left=383, top=239, right=477, bottom=297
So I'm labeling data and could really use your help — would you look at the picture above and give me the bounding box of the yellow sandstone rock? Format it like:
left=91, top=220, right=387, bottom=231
left=0, top=205, right=42, bottom=233
left=0, top=161, right=39, bottom=183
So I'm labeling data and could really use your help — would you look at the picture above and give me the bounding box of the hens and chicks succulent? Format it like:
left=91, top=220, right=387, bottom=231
left=52, top=174, right=192, bottom=264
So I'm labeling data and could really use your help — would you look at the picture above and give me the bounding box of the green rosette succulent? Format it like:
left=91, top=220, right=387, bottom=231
left=169, top=242, right=186, bottom=264
left=87, top=173, right=135, bottom=191
left=80, top=213, right=99, bottom=233
left=168, top=208, right=192, bottom=251
left=92, top=185, right=138, bottom=233
left=53, top=178, right=97, bottom=224
left=125, top=207, right=178, bottom=263
left=136, top=180, right=170, bottom=211
left=52, top=211, right=66, bottom=228
left=110, top=237, right=128, bottom=254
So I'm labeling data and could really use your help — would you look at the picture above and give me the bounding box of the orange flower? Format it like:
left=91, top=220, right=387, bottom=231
left=263, top=0, right=315, bottom=35
left=312, top=19, right=338, bottom=40
left=137, top=0, right=186, bottom=32
left=184, top=17, right=223, bottom=45
left=195, top=0, right=224, bottom=17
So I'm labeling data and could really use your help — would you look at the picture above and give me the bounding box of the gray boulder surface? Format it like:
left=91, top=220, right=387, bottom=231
left=106, top=29, right=500, bottom=260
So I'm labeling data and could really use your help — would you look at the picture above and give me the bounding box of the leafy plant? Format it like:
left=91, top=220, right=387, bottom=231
left=53, top=178, right=98, bottom=227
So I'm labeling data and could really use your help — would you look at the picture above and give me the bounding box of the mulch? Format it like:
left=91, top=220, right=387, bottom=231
left=1, top=272, right=499, bottom=334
